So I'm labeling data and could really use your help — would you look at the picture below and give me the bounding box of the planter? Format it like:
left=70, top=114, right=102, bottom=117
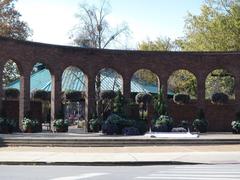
left=55, top=126, right=68, bottom=132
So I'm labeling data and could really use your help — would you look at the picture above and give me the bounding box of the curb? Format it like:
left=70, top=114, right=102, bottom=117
left=0, top=161, right=202, bottom=166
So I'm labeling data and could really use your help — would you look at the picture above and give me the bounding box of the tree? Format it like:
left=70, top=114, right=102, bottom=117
left=1, top=0, right=32, bottom=86
left=176, top=0, right=237, bottom=98
left=177, top=0, right=240, bottom=51
left=138, top=37, right=176, bottom=51
left=71, top=0, right=129, bottom=49
left=70, top=0, right=130, bottom=117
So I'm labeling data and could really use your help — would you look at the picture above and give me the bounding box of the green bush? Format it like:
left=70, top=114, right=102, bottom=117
left=232, top=111, right=240, bottom=134
left=232, top=121, right=240, bottom=134
left=32, top=90, right=50, bottom=101
left=100, top=90, right=116, bottom=100
left=211, top=92, right=229, bottom=104
left=102, top=114, right=131, bottom=135
left=192, top=119, right=208, bottom=133
left=135, top=93, right=152, bottom=108
left=193, top=109, right=208, bottom=133
left=173, top=93, right=190, bottom=105
left=23, top=117, right=41, bottom=133
left=0, top=117, right=18, bottom=133
left=132, top=119, right=148, bottom=135
left=64, top=91, right=85, bottom=102
left=4, top=88, right=19, bottom=99
left=53, top=119, right=69, bottom=132
left=89, top=117, right=102, bottom=132
left=152, top=115, right=173, bottom=132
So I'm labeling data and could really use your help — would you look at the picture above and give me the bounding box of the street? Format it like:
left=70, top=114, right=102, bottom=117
left=0, top=164, right=240, bottom=180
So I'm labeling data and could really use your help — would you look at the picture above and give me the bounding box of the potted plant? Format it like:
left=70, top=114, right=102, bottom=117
left=192, top=109, right=208, bottom=133
left=232, top=111, right=240, bottom=134
left=23, top=117, right=40, bottom=133
left=53, top=119, right=69, bottom=132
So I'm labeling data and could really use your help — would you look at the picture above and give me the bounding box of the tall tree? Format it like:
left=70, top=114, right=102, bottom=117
left=70, top=0, right=129, bottom=117
left=176, top=0, right=237, bottom=98
left=177, top=0, right=240, bottom=51
left=71, top=0, right=129, bottom=49
left=1, top=0, right=32, bottom=86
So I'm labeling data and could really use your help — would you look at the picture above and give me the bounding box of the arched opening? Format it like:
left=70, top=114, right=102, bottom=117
left=205, top=69, right=235, bottom=101
left=61, top=66, right=87, bottom=131
left=131, top=69, right=159, bottom=97
left=3, top=60, right=20, bottom=90
left=130, top=69, right=159, bottom=121
left=168, top=69, right=197, bottom=102
left=2, top=60, right=21, bottom=125
left=95, top=68, right=123, bottom=120
left=30, top=62, right=52, bottom=132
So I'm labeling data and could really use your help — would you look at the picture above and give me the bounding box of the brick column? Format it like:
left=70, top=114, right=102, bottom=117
left=0, top=68, right=3, bottom=114
left=197, top=76, right=206, bottom=109
left=161, top=77, right=168, bottom=100
left=19, top=74, right=30, bottom=131
left=51, top=73, right=62, bottom=124
left=122, top=75, right=131, bottom=101
left=85, top=75, right=96, bottom=132
left=235, top=76, right=240, bottom=109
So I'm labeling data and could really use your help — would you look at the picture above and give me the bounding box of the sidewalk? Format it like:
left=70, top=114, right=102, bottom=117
left=0, top=145, right=240, bottom=165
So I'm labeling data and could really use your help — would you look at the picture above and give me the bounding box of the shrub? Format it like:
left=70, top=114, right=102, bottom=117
left=179, top=120, right=189, bottom=130
left=173, top=93, right=190, bottom=105
left=0, top=117, right=17, bottom=133
left=23, top=117, right=41, bottom=133
left=132, top=119, right=148, bottom=135
left=135, top=93, right=152, bottom=105
left=231, top=111, right=240, bottom=134
left=152, top=115, right=173, bottom=132
left=113, top=90, right=126, bottom=117
left=171, top=127, right=187, bottom=132
left=232, top=121, right=240, bottom=134
left=192, top=119, right=208, bottom=133
left=153, top=87, right=167, bottom=117
left=64, top=91, right=85, bottom=102
left=89, top=117, right=102, bottom=132
left=32, top=90, right=50, bottom=101
left=53, top=119, right=69, bottom=132
left=211, top=92, right=229, bottom=105
left=100, top=90, right=116, bottom=100
left=4, top=88, right=19, bottom=99
left=102, top=113, right=131, bottom=135
left=122, top=127, right=140, bottom=136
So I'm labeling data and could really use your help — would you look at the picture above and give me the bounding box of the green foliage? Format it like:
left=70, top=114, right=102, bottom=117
left=53, top=119, right=69, bottom=132
left=152, top=115, right=173, bottom=132
left=192, top=119, right=208, bottom=133
left=4, top=88, right=19, bottom=99
left=89, top=117, right=102, bottom=132
left=113, top=90, right=125, bottom=117
left=23, top=117, right=41, bottom=133
left=173, top=93, right=190, bottom=105
left=205, top=69, right=235, bottom=99
left=138, top=37, right=176, bottom=51
left=153, top=87, right=167, bottom=117
left=211, top=92, right=229, bottom=104
left=64, top=90, right=85, bottom=102
left=193, top=109, right=208, bottom=133
left=32, top=90, right=50, bottom=101
left=0, top=117, right=18, bottom=133
left=168, top=70, right=197, bottom=98
left=102, top=114, right=131, bottom=135
left=232, top=111, right=240, bottom=134
left=134, top=69, right=158, bottom=85
left=232, top=121, right=240, bottom=134
left=177, top=0, right=240, bottom=51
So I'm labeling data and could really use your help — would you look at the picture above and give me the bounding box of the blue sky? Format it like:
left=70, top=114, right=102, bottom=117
left=15, top=0, right=204, bottom=48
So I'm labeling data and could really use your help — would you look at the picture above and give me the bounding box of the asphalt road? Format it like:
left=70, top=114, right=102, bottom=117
left=0, top=164, right=240, bottom=180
